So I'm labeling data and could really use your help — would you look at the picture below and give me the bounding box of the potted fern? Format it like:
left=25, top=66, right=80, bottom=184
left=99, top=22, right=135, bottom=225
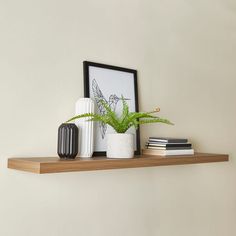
left=67, top=98, right=172, bottom=158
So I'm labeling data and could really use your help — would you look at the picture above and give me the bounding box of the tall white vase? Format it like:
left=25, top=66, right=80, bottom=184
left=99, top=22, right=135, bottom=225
left=75, top=98, right=94, bottom=158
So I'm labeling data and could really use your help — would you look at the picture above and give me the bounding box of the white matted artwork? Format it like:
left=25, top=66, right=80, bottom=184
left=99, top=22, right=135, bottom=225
left=83, top=61, right=140, bottom=156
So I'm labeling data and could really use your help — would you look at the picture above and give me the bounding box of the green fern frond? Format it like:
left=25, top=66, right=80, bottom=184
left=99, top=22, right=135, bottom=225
left=66, top=113, right=95, bottom=123
left=137, top=118, right=174, bottom=125
left=66, top=97, right=173, bottom=133
left=120, top=96, right=129, bottom=121
left=97, top=99, right=120, bottom=128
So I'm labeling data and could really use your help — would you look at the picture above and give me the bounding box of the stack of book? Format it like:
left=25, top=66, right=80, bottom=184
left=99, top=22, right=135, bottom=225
left=143, top=137, right=194, bottom=156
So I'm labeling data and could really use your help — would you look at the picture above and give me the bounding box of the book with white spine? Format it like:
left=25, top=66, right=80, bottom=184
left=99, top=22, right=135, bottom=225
left=142, top=148, right=194, bottom=156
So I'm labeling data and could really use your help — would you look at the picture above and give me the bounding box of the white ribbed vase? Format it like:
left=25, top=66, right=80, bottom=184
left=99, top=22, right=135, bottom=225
left=75, top=98, right=94, bottom=158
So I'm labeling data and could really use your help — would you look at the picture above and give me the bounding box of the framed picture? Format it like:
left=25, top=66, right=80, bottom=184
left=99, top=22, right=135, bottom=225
left=83, top=61, right=140, bottom=156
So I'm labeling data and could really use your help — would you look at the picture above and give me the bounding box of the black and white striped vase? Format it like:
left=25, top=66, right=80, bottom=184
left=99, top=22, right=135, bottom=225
left=57, top=123, right=79, bottom=159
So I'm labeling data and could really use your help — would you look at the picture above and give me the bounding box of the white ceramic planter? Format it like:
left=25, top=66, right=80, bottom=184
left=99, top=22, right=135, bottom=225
left=106, top=133, right=134, bottom=158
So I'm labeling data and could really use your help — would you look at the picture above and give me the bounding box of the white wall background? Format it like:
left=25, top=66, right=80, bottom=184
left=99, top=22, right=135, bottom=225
left=0, top=0, right=236, bottom=235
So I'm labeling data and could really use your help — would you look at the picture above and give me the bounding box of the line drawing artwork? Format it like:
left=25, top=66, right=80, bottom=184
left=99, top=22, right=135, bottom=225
left=92, top=79, right=130, bottom=139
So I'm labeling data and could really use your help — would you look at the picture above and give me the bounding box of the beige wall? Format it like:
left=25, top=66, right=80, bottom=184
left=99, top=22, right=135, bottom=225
left=0, top=0, right=236, bottom=235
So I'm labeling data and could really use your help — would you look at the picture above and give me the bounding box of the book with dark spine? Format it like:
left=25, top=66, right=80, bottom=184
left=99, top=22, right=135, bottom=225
left=146, top=146, right=192, bottom=150
left=146, top=142, right=192, bottom=148
left=149, top=137, right=188, bottom=143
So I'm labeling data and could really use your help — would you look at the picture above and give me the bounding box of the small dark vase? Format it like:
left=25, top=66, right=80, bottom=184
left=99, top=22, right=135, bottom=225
left=57, top=123, right=79, bottom=159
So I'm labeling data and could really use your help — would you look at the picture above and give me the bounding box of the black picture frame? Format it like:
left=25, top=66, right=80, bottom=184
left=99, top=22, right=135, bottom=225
left=83, top=61, right=141, bottom=156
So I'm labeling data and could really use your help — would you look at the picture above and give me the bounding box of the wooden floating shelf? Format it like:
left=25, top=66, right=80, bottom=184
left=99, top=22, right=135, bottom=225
left=8, top=153, right=228, bottom=174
